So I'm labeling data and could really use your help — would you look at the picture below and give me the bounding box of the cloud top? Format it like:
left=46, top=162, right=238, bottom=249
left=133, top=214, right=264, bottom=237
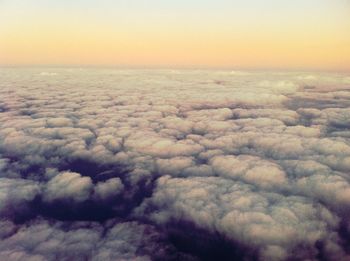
left=0, top=68, right=350, bottom=260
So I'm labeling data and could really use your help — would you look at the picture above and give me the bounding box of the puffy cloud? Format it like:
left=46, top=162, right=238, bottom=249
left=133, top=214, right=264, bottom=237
left=136, top=176, right=341, bottom=260
left=43, top=172, right=93, bottom=203
left=0, top=219, right=177, bottom=261
left=0, top=178, right=41, bottom=219
left=210, top=155, right=288, bottom=189
left=0, top=68, right=350, bottom=260
left=93, top=178, right=124, bottom=201
left=46, top=117, right=73, bottom=128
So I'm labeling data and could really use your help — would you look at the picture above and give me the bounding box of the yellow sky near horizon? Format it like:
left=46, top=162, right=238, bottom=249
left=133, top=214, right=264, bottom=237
left=0, top=0, right=349, bottom=70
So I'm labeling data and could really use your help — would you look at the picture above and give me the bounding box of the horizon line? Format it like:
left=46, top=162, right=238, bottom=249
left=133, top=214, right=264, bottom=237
left=1, top=64, right=349, bottom=73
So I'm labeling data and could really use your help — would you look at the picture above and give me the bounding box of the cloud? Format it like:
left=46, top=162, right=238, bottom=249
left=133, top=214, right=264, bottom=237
left=93, top=177, right=124, bottom=201
left=209, top=155, right=288, bottom=189
left=0, top=68, right=350, bottom=260
left=136, top=175, right=340, bottom=260
left=0, top=219, right=178, bottom=261
left=43, top=171, right=93, bottom=203
left=0, top=178, right=41, bottom=219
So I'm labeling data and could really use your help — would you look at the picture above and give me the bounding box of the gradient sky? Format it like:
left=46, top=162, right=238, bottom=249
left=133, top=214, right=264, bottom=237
left=0, top=0, right=349, bottom=70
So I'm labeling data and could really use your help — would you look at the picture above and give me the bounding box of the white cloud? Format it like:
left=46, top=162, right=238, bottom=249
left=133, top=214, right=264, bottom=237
left=43, top=172, right=93, bottom=203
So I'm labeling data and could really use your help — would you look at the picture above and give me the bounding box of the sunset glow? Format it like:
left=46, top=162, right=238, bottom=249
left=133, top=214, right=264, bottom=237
left=1, top=0, right=349, bottom=70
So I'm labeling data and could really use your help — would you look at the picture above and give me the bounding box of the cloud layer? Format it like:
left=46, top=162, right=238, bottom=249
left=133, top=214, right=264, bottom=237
left=0, top=68, right=350, bottom=260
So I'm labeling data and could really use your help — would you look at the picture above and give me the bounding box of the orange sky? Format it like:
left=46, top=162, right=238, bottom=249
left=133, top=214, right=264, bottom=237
left=0, top=0, right=349, bottom=70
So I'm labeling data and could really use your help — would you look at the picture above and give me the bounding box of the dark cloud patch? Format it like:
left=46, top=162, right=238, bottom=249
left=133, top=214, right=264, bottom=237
left=285, top=96, right=350, bottom=110
left=58, top=158, right=128, bottom=182
left=0, top=104, right=9, bottom=113
left=163, top=220, right=258, bottom=261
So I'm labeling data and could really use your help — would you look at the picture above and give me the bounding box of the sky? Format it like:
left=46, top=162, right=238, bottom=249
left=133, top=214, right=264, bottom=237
left=0, top=0, right=349, bottom=70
